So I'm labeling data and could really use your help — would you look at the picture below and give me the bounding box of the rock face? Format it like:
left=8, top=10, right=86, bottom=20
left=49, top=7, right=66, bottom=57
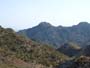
left=18, top=21, right=90, bottom=48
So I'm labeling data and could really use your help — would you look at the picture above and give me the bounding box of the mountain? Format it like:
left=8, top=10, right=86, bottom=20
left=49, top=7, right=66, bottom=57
left=0, top=26, right=69, bottom=68
left=18, top=22, right=60, bottom=48
left=57, top=42, right=82, bottom=57
left=18, top=22, right=90, bottom=48
left=1, top=23, right=90, bottom=68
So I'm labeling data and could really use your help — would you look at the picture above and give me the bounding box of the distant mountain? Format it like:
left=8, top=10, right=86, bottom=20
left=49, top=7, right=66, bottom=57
left=18, top=22, right=90, bottom=48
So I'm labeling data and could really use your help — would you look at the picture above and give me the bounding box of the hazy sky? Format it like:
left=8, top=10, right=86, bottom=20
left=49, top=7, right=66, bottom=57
left=0, top=0, right=90, bottom=30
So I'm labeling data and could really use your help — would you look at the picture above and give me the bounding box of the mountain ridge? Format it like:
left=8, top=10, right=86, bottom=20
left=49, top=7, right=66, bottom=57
left=18, top=21, right=90, bottom=48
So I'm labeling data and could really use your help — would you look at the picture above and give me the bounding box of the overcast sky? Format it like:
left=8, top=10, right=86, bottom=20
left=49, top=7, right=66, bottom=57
left=0, top=0, right=90, bottom=30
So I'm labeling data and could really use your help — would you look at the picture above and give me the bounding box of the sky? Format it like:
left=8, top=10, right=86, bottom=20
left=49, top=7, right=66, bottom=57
left=0, top=0, right=90, bottom=30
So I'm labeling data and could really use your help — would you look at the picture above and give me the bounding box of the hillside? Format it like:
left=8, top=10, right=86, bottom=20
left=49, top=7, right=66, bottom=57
left=0, top=26, right=69, bottom=68
left=82, top=44, right=90, bottom=56
left=18, top=22, right=90, bottom=48
left=57, top=42, right=81, bottom=57
left=56, top=43, right=90, bottom=68
left=57, top=56, right=90, bottom=68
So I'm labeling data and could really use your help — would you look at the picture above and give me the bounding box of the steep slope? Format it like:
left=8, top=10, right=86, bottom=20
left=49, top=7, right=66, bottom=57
left=0, top=26, right=68, bottom=68
left=18, top=22, right=90, bottom=48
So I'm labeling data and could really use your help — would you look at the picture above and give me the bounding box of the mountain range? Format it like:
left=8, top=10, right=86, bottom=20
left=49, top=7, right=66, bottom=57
left=18, top=22, right=90, bottom=48
left=0, top=22, right=90, bottom=68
